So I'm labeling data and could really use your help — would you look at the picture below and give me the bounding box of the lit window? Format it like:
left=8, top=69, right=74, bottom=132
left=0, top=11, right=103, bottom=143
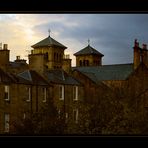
left=26, top=87, right=31, bottom=102
left=43, top=87, right=47, bottom=102
left=73, top=86, right=78, bottom=101
left=73, top=109, right=78, bottom=123
left=4, top=85, right=9, bottom=101
left=65, top=113, right=68, bottom=119
left=4, top=113, right=10, bottom=132
left=58, top=109, right=61, bottom=119
left=59, top=85, right=64, bottom=100
left=23, top=113, right=26, bottom=119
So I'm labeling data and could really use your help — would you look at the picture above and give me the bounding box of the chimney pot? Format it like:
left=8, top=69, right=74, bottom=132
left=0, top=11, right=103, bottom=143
left=16, top=56, right=20, bottom=60
left=3, top=44, right=8, bottom=50
left=134, top=39, right=139, bottom=47
left=143, top=44, right=147, bottom=50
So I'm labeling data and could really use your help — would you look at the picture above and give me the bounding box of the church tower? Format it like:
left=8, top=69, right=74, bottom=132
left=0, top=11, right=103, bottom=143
left=30, top=30, right=67, bottom=70
left=74, top=40, right=104, bottom=67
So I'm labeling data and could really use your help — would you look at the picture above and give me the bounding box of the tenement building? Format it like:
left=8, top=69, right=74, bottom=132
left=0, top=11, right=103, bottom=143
left=0, top=31, right=148, bottom=134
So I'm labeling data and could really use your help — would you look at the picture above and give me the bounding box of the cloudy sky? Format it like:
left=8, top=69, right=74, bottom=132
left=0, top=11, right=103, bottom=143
left=0, top=14, right=148, bottom=66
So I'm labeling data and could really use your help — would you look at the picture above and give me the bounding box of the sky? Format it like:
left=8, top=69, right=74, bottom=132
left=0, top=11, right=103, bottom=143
left=0, top=14, right=148, bottom=66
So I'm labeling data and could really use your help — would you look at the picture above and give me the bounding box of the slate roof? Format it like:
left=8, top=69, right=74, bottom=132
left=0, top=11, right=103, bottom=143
left=45, top=69, right=81, bottom=85
left=0, top=68, right=14, bottom=83
left=72, top=63, right=134, bottom=82
left=8, top=73, right=32, bottom=84
left=74, top=45, right=104, bottom=56
left=31, top=35, right=67, bottom=49
left=9, top=61, right=28, bottom=68
left=18, top=70, right=49, bottom=86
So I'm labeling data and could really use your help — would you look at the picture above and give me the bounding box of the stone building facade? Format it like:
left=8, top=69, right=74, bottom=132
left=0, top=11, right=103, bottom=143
left=0, top=31, right=147, bottom=134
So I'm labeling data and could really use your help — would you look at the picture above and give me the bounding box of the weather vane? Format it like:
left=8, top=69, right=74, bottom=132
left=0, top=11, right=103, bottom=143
left=48, top=29, right=51, bottom=37
left=88, top=39, right=90, bottom=45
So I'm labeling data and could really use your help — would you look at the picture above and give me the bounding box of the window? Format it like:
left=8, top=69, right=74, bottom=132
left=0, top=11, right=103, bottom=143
left=79, top=60, right=82, bottom=66
left=4, top=113, right=10, bottom=132
left=73, top=86, right=78, bottom=101
left=43, top=87, right=47, bottom=102
left=73, top=109, right=78, bottom=123
left=59, top=54, right=61, bottom=62
left=23, top=113, right=26, bottom=119
left=54, top=53, right=56, bottom=61
left=45, top=52, right=48, bottom=61
left=57, top=53, right=58, bottom=61
left=59, top=85, right=64, bottom=100
left=58, top=109, right=61, bottom=118
left=83, top=60, right=85, bottom=66
left=65, top=112, right=68, bottom=122
left=26, top=87, right=31, bottom=102
left=4, top=85, right=9, bottom=101
left=86, top=60, right=89, bottom=66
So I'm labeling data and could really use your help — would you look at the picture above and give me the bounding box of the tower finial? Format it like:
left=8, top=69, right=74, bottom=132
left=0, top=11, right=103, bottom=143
left=48, top=29, right=51, bottom=37
left=88, top=39, right=90, bottom=46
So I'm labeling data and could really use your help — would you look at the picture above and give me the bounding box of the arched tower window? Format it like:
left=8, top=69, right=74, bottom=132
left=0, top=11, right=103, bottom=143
left=54, top=53, right=56, bottom=61
left=86, top=60, right=89, bottom=66
left=79, top=60, right=82, bottom=66
left=59, top=54, right=61, bottom=62
left=57, top=53, right=58, bottom=61
left=83, top=60, right=85, bottom=66
left=45, top=52, right=48, bottom=61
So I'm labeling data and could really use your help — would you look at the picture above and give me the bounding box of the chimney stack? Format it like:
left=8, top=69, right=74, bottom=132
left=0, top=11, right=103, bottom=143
left=133, top=39, right=141, bottom=69
left=134, top=39, right=139, bottom=47
left=16, top=56, right=20, bottom=60
left=3, top=44, right=8, bottom=50
left=62, top=54, right=72, bottom=73
left=142, top=44, right=147, bottom=50
left=142, top=44, right=148, bottom=67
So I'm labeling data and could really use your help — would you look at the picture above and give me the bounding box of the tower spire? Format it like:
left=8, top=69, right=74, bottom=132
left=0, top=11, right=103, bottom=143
left=48, top=29, right=51, bottom=37
left=88, top=39, right=90, bottom=46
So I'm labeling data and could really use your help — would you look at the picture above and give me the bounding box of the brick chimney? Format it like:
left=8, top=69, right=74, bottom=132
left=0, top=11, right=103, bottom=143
left=0, top=43, right=10, bottom=70
left=133, top=39, right=141, bottom=69
left=62, top=54, right=72, bottom=73
left=142, top=43, right=148, bottom=67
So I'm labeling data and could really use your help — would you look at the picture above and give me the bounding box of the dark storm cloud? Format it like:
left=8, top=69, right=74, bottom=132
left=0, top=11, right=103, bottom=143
left=33, top=14, right=148, bottom=65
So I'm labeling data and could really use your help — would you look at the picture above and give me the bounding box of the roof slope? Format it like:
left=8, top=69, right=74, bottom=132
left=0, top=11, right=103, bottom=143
left=18, top=70, right=49, bottom=86
left=31, top=35, right=67, bottom=49
left=46, top=69, right=81, bottom=85
left=0, top=68, right=14, bottom=83
left=74, top=45, right=104, bottom=56
left=10, top=61, right=28, bottom=68
left=72, top=63, right=134, bottom=81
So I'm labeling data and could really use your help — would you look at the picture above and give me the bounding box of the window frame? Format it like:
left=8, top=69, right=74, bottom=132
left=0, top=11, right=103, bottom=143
left=73, top=109, right=78, bottom=123
left=4, top=113, right=10, bottom=133
left=42, top=87, right=47, bottom=103
left=26, top=87, right=31, bottom=102
left=4, top=85, right=10, bottom=101
left=59, top=85, right=64, bottom=100
left=73, top=86, right=78, bottom=101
